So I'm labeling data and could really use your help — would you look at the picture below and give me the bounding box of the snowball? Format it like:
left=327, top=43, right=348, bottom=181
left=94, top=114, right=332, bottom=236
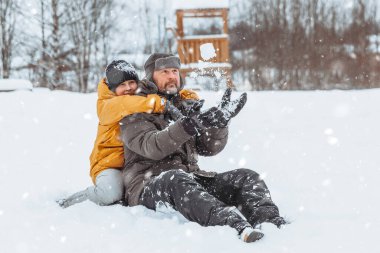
left=200, top=43, right=217, bottom=60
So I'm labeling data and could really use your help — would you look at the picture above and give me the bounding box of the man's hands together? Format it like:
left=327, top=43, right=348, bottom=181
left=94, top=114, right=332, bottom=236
left=198, top=88, right=247, bottom=128
left=166, top=98, right=205, bottom=121
left=181, top=88, right=247, bottom=135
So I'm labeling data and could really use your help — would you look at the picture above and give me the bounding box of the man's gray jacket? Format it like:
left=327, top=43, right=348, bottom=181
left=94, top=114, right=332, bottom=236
left=119, top=111, right=228, bottom=206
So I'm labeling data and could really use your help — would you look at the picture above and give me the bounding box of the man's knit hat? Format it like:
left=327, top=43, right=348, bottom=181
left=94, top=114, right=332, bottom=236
left=144, top=53, right=181, bottom=82
left=105, top=60, right=139, bottom=91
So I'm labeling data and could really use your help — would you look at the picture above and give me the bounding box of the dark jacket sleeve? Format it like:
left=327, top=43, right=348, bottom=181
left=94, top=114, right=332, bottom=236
left=195, top=127, right=228, bottom=156
left=120, top=113, right=193, bottom=160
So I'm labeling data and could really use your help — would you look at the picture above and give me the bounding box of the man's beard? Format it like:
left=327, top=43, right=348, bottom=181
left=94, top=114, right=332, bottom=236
left=164, top=82, right=179, bottom=94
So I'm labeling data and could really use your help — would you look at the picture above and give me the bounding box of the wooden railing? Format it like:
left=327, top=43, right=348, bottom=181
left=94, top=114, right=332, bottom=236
left=177, top=35, right=230, bottom=65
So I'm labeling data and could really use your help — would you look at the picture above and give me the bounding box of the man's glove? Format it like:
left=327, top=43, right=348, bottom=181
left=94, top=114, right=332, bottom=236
left=182, top=88, right=247, bottom=135
left=178, top=99, right=204, bottom=117
left=166, top=102, right=184, bottom=121
left=166, top=98, right=204, bottom=120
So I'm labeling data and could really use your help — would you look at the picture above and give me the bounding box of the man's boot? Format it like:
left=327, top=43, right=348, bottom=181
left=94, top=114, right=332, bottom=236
left=240, top=227, right=264, bottom=243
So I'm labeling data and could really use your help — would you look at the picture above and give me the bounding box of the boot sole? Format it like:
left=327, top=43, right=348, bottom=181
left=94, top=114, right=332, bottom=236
left=245, top=230, right=264, bottom=243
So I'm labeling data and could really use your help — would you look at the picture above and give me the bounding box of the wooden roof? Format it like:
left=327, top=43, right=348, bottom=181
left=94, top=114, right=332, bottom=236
left=173, top=0, right=229, bottom=10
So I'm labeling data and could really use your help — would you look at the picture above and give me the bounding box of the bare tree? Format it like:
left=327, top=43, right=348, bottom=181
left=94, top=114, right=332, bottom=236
left=40, top=0, right=48, bottom=86
left=65, top=0, right=112, bottom=92
left=17, top=0, right=73, bottom=89
left=0, top=0, right=17, bottom=78
left=50, top=0, right=66, bottom=88
left=92, top=0, right=114, bottom=83
left=139, top=0, right=154, bottom=54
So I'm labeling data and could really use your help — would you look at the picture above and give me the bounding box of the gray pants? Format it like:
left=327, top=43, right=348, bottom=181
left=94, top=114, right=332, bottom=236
left=58, top=168, right=124, bottom=208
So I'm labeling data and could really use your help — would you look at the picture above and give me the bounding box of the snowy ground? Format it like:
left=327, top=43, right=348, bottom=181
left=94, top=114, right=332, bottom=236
left=0, top=88, right=379, bottom=253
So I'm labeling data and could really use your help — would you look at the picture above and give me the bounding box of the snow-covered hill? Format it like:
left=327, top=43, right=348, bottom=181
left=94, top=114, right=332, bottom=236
left=0, top=88, right=379, bottom=253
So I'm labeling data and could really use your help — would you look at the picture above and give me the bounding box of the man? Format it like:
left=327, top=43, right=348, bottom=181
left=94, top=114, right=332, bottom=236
left=119, top=53, right=287, bottom=243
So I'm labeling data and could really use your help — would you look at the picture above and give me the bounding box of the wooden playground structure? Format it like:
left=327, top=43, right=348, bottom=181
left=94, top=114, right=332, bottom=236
left=173, top=2, right=232, bottom=87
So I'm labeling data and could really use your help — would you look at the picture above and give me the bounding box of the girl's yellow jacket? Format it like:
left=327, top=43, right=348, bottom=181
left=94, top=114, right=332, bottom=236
left=89, top=78, right=198, bottom=182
